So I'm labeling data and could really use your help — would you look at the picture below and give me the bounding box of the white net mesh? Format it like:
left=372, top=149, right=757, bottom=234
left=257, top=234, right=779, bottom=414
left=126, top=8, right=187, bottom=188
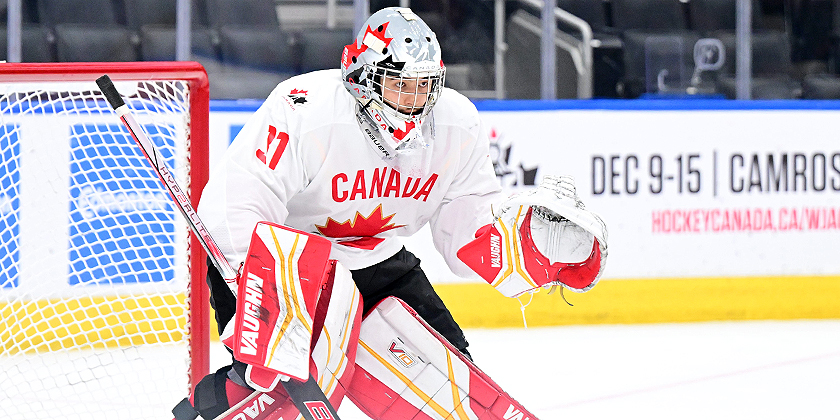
left=0, top=78, right=196, bottom=419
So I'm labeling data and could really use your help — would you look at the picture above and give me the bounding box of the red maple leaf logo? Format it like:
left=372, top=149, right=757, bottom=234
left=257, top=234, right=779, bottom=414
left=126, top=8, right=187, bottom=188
left=342, top=41, right=366, bottom=69
left=341, top=22, right=393, bottom=69
left=365, top=22, right=393, bottom=48
left=316, top=205, right=404, bottom=250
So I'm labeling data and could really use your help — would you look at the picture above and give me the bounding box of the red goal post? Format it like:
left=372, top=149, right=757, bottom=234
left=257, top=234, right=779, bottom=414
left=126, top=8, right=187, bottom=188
left=0, top=62, right=210, bottom=419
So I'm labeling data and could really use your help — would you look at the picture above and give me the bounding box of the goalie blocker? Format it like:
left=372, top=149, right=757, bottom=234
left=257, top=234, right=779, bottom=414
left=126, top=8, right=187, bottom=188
left=175, top=223, right=540, bottom=419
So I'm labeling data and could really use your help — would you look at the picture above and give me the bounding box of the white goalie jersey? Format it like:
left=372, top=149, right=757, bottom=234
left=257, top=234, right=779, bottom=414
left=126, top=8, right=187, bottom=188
left=198, top=69, right=502, bottom=276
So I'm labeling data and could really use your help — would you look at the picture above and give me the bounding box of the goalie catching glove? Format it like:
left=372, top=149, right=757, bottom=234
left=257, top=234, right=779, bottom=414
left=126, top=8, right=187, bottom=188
left=457, top=175, right=608, bottom=298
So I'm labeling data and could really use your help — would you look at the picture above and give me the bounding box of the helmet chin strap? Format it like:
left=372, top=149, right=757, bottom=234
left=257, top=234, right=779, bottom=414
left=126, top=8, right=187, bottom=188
left=360, top=97, right=375, bottom=112
left=361, top=103, right=424, bottom=146
left=355, top=103, right=435, bottom=177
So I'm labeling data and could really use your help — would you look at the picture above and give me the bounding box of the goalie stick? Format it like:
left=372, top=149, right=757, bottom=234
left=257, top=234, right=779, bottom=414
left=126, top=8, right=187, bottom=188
left=96, top=75, right=238, bottom=287
left=95, top=75, right=342, bottom=420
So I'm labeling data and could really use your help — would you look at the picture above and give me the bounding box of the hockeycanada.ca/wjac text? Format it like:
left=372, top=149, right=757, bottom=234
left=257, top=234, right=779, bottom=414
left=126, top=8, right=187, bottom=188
left=651, top=206, right=840, bottom=233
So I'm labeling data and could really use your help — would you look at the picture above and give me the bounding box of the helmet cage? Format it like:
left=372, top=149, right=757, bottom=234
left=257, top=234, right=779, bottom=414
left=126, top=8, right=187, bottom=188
left=367, top=64, right=445, bottom=122
left=343, top=7, right=446, bottom=123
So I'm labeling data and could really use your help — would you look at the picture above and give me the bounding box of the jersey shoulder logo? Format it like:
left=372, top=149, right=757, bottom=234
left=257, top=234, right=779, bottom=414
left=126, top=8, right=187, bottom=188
left=288, top=88, right=308, bottom=104
left=282, top=88, right=309, bottom=111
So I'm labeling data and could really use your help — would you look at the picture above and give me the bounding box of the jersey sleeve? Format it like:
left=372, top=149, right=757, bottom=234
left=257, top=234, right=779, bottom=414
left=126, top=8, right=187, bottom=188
left=428, top=106, right=502, bottom=279
left=198, top=88, right=309, bottom=269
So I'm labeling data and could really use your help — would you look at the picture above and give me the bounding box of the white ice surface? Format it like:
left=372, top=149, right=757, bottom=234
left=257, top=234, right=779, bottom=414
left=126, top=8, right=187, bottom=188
left=210, top=319, right=840, bottom=420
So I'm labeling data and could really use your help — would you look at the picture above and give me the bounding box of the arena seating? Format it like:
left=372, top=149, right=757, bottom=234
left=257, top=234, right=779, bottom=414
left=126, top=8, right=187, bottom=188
left=688, top=0, right=765, bottom=32
left=38, top=0, right=121, bottom=26
left=619, top=29, right=702, bottom=97
left=298, top=28, right=354, bottom=73
left=54, top=24, right=137, bottom=62
left=610, top=0, right=688, bottom=32
left=138, top=25, right=216, bottom=63
left=711, top=29, right=799, bottom=99
left=124, top=0, right=209, bottom=29
left=0, top=24, right=52, bottom=62
left=801, top=73, right=840, bottom=99
left=206, top=0, right=279, bottom=27
left=0, top=0, right=837, bottom=100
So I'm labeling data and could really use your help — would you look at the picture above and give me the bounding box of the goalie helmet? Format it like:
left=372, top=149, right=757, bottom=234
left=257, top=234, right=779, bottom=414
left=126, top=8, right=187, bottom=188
left=342, top=7, right=445, bottom=157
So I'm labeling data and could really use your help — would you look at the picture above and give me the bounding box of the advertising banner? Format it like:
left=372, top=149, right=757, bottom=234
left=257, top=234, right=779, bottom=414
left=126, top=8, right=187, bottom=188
left=478, top=106, right=840, bottom=279
left=0, top=114, right=187, bottom=299
left=207, top=101, right=840, bottom=282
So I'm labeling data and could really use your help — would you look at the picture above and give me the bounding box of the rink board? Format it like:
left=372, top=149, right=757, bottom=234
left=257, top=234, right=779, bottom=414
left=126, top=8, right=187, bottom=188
left=204, top=98, right=840, bottom=327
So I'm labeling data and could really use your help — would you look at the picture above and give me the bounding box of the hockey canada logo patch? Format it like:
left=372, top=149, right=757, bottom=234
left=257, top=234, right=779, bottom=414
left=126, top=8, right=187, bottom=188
left=288, top=88, right=308, bottom=104
left=489, top=127, right=538, bottom=187
left=388, top=339, right=418, bottom=368
left=282, top=88, right=308, bottom=111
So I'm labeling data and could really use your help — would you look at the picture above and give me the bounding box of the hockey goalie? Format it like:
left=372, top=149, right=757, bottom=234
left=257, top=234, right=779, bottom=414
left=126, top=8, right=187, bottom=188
left=173, top=7, right=607, bottom=420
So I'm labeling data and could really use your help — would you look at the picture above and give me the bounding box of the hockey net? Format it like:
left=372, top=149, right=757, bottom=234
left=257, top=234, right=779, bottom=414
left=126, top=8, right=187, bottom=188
left=0, top=63, right=209, bottom=419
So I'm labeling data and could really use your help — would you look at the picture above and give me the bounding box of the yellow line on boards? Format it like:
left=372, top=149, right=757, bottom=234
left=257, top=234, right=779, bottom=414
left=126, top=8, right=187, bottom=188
left=22, top=276, right=830, bottom=351
left=205, top=275, right=840, bottom=340
left=433, top=276, right=840, bottom=328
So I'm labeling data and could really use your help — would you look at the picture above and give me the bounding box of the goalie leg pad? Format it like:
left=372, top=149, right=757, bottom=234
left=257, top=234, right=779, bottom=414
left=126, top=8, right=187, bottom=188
left=309, top=261, right=364, bottom=406
left=351, top=247, right=470, bottom=354
left=214, top=222, right=363, bottom=416
left=220, top=221, right=336, bottom=388
left=346, top=297, right=540, bottom=420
